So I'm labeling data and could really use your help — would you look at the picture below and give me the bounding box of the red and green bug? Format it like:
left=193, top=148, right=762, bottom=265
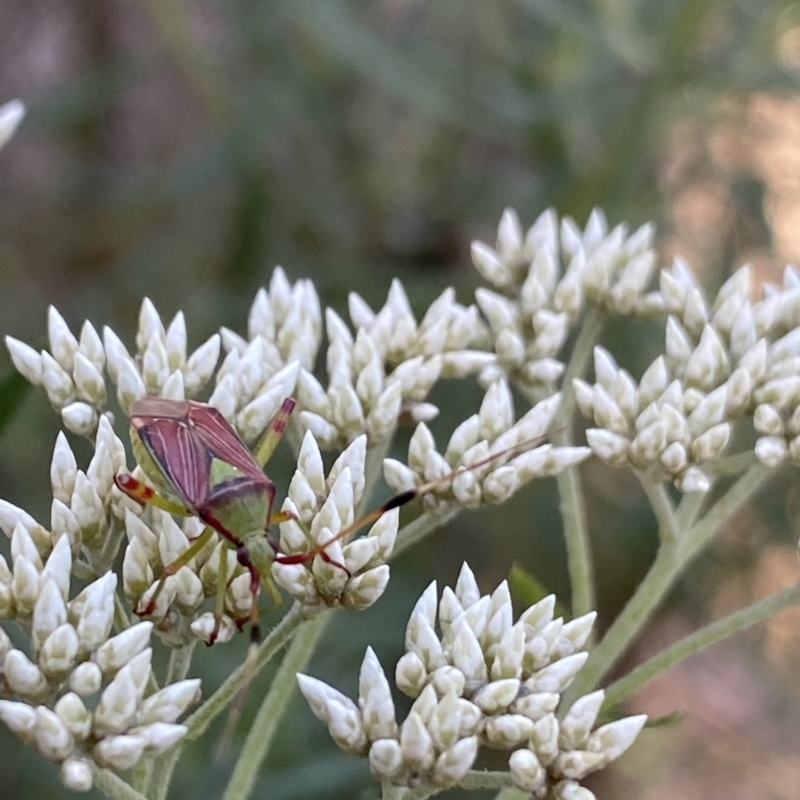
left=115, top=396, right=547, bottom=647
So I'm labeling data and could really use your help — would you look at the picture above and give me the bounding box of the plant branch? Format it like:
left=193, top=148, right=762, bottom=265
left=184, top=603, right=317, bottom=741
left=562, top=463, right=771, bottom=707
left=543, top=307, right=604, bottom=618
left=635, top=474, right=679, bottom=543
left=94, top=769, right=149, bottom=800
left=221, top=612, right=329, bottom=800
left=144, top=642, right=197, bottom=800
left=603, top=581, right=800, bottom=709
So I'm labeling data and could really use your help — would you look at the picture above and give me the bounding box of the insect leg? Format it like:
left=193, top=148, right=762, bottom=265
left=138, top=525, right=215, bottom=616
left=252, top=397, right=296, bottom=468
left=114, top=474, right=194, bottom=516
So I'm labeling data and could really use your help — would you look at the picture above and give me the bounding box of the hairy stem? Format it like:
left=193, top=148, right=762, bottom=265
left=603, top=581, right=800, bottom=709
left=635, top=475, right=679, bottom=543
left=184, top=603, right=316, bottom=741
left=562, top=463, right=771, bottom=706
left=94, top=769, right=149, bottom=800
left=145, top=642, right=198, bottom=800
left=221, top=612, right=329, bottom=800
left=545, top=307, right=604, bottom=618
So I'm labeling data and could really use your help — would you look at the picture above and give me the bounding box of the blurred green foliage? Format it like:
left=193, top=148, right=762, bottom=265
left=0, top=0, right=796, bottom=797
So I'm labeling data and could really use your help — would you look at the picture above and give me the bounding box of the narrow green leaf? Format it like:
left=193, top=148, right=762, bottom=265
left=508, top=563, right=569, bottom=619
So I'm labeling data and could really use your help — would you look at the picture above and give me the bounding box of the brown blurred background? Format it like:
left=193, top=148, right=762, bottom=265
left=2, top=1, right=800, bottom=798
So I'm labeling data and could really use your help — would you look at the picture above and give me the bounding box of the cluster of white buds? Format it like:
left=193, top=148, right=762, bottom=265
left=383, top=381, right=590, bottom=511
left=104, top=299, right=221, bottom=415
left=298, top=564, right=645, bottom=795
left=0, top=417, right=133, bottom=560
left=295, top=281, right=483, bottom=449
left=271, top=432, right=396, bottom=609
left=0, top=528, right=198, bottom=791
left=574, top=345, right=733, bottom=493
left=0, top=98, right=25, bottom=150
left=468, top=209, right=657, bottom=397
left=6, top=309, right=109, bottom=436
left=121, top=510, right=254, bottom=647
left=576, top=261, right=800, bottom=487
left=214, top=269, right=319, bottom=441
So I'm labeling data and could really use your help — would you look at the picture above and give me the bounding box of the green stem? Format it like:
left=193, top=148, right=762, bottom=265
left=562, top=463, right=771, bottom=706
left=675, top=489, right=705, bottom=531
left=635, top=474, right=679, bottom=543
left=603, top=581, right=800, bottom=709
left=145, top=643, right=198, bottom=800
left=94, top=769, right=149, bottom=800
left=221, top=612, right=330, bottom=800
left=382, top=784, right=410, bottom=800
left=543, top=307, right=604, bottom=618
left=184, top=603, right=315, bottom=741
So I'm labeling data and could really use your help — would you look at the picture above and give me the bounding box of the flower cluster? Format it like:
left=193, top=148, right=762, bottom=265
left=469, top=208, right=658, bottom=397
left=383, top=381, right=590, bottom=511
left=575, top=261, right=800, bottom=489
left=0, top=527, right=198, bottom=792
left=295, top=281, right=485, bottom=449
left=270, top=431, right=396, bottom=608
left=298, top=564, right=645, bottom=796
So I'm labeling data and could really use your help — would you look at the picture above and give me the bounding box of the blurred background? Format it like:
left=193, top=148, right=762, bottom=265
left=2, top=0, right=800, bottom=798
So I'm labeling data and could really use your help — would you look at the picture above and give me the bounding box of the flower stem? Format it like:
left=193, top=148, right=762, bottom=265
left=145, top=642, right=198, bottom=800
left=562, top=463, right=771, bottom=706
left=221, top=612, right=330, bottom=800
left=94, top=769, right=149, bottom=800
left=184, top=602, right=315, bottom=741
left=635, top=474, right=679, bottom=543
left=603, top=581, right=800, bottom=709
left=545, top=307, right=604, bottom=618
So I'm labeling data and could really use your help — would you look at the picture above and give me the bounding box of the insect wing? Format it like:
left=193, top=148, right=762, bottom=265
left=188, top=404, right=268, bottom=484
left=138, top=417, right=213, bottom=509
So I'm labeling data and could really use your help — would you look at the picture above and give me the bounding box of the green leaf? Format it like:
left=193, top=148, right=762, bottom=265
left=508, top=563, right=569, bottom=619
left=0, top=370, right=31, bottom=437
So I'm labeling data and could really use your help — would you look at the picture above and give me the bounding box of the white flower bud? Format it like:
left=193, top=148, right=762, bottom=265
left=73, top=353, right=106, bottom=405
left=586, top=714, right=647, bottom=761
left=400, top=711, right=436, bottom=772
left=474, top=679, right=521, bottom=714
left=33, top=706, right=74, bottom=761
left=342, top=566, right=390, bottom=610
left=472, top=242, right=511, bottom=287
left=116, top=357, right=147, bottom=413
left=70, top=661, right=102, bottom=696
left=511, top=692, right=560, bottom=721
left=5, top=649, right=47, bottom=698
left=131, top=722, right=188, bottom=755
left=586, top=428, right=628, bottom=465
left=95, top=621, right=153, bottom=675
left=190, top=613, right=236, bottom=645
left=675, top=466, right=710, bottom=494
left=509, top=747, right=547, bottom=794
left=48, top=307, right=79, bottom=373
left=531, top=712, right=560, bottom=764
left=41, top=351, right=76, bottom=409
left=429, top=666, right=466, bottom=698
left=55, top=693, right=92, bottom=740
left=433, top=735, right=479, bottom=786
left=451, top=622, right=489, bottom=688
left=39, top=623, right=79, bottom=678
left=395, top=652, right=428, bottom=698
left=555, top=749, right=606, bottom=780
left=369, top=738, right=404, bottom=779
left=755, top=436, right=788, bottom=468
left=297, top=674, right=366, bottom=754
left=94, top=734, right=146, bottom=771
left=690, top=423, right=731, bottom=463
left=6, top=336, right=43, bottom=386
left=484, top=713, right=536, bottom=747
left=183, top=335, right=221, bottom=397
left=560, top=691, right=605, bottom=750
left=526, top=652, right=588, bottom=693
left=75, top=572, right=116, bottom=652
left=60, top=758, right=93, bottom=792
left=137, top=678, right=201, bottom=725
left=0, top=699, right=37, bottom=740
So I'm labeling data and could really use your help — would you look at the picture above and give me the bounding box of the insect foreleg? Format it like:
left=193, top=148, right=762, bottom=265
left=252, top=397, right=296, bottom=468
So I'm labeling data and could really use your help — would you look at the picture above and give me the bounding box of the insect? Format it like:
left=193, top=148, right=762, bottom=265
left=115, top=396, right=547, bottom=649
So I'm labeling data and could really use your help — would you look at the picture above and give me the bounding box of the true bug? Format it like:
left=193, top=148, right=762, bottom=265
left=115, top=396, right=547, bottom=648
